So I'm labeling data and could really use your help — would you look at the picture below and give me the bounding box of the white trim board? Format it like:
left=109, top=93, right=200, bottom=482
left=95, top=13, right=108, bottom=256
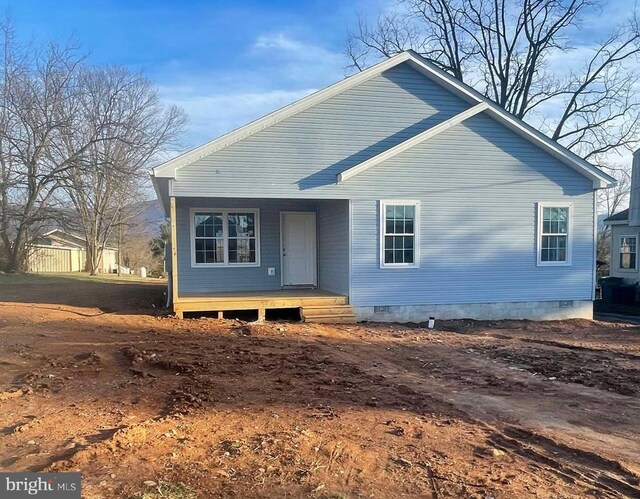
left=152, top=50, right=615, bottom=190
left=592, top=192, right=597, bottom=301
left=338, top=103, right=489, bottom=183
left=30, top=244, right=86, bottom=251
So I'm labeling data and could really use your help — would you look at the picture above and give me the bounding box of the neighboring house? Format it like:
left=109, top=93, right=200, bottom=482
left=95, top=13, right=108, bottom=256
left=28, top=229, right=118, bottom=274
left=603, top=150, right=640, bottom=281
left=152, top=51, right=615, bottom=323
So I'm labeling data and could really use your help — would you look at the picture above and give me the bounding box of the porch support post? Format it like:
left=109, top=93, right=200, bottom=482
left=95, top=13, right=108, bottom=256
left=170, top=196, right=180, bottom=313
left=258, top=307, right=266, bottom=322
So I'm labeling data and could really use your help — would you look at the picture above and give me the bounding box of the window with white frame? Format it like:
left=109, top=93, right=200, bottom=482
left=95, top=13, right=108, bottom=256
left=538, top=204, right=571, bottom=265
left=381, top=201, right=419, bottom=267
left=192, top=209, right=259, bottom=266
left=619, top=235, right=637, bottom=270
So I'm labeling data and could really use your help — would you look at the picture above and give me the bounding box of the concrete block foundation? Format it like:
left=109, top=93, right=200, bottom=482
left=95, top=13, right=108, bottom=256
left=354, top=300, right=593, bottom=323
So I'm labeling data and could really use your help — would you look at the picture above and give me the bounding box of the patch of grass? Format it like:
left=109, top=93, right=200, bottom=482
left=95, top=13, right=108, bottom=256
left=131, top=481, right=197, bottom=499
left=0, top=272, right=69, bottom=285
left=0, top=271, right=163, bottom=286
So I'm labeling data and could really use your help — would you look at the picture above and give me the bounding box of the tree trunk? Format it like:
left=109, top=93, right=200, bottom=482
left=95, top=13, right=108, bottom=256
left=117, top=222, right=122, bottom=276
left=85, top=238, right=101, bottom=275
left=6, top=226, right=27, bottom=272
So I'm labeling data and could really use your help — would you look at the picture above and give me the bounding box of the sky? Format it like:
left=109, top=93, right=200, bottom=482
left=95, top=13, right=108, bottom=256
left=0, top=0, right=634, bottom=164
left=0, top=0, right=387, bottom=150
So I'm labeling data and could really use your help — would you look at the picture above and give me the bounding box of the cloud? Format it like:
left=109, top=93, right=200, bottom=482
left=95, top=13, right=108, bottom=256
left=158, top=85, right=317, bottom=147
left=249, top=31, right=347, bottom=87
left=253, top=32, right=304, bottom=52
left=578, top=0, right=635, bottom=38
left=156, top=32, right=347, bottom=149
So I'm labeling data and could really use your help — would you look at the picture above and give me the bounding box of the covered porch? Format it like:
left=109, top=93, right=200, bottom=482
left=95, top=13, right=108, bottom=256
left=168, top=196, right=353, bottom=323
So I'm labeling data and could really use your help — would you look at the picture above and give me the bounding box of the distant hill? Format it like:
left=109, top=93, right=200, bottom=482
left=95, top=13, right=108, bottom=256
left=134, top=199, right=166, bottom=236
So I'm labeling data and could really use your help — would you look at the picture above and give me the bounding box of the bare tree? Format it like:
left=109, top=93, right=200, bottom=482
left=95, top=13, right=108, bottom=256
left=0, top=16, right=186, bottom=273
left=0, top=20, right=19, bottom=270
left=599, top=169, right=631, bottom=219
left=61, top=67, right=186, bottom=275
left=347, top=0, right=640, bottom=163
left=0, top=22, right=91, bottom=272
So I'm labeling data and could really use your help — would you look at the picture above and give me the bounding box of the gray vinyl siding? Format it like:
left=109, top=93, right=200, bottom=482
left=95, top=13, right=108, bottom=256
left=171, top=61, right=597, bottom=305
left=609, top=224, right=640, bottom=281
left=176, top=198, right=317, bottom=294
left=172, top=63, right=470, bottom=199
left=317, top=200, right=350, bottom=295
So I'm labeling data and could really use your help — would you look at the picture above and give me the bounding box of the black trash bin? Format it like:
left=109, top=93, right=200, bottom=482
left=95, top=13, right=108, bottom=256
left=613, top=284, right=636, bottom=305
left=600, top=276, right=625, bottom=304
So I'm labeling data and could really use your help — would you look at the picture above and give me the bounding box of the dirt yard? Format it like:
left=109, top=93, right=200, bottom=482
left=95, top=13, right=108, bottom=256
left=0, top=274, right=639, bottom=498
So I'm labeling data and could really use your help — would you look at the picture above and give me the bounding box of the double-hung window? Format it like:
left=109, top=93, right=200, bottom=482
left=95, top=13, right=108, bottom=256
left=537, top=203, right=571, bottom=265
left=380, top=201, right=419, bottom=268
left=192, top=209, right=259, bottom=266
left=619, top=236, right=637, bottom=270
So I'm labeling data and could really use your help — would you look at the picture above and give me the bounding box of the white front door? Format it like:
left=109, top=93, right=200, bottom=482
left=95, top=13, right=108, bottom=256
left=281, top=212, right=317, bottom=287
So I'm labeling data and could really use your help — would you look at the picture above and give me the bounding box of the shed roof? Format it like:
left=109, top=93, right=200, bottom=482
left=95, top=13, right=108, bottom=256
left=603, top=209, right=629, bottom=224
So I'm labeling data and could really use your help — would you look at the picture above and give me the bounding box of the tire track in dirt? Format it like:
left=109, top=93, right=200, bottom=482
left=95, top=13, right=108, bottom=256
left=480, top=333, right=640, bottom=361
left=310, top=333, right=640, bottom=497
left=487, top=426, right=640, bottom=497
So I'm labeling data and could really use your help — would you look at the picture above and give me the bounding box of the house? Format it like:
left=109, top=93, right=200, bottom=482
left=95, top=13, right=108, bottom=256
left=28, top=229, right=118, bottom=274
left=603, top=150, right=640, bottom=281
left=152, top=51, right=615, bottom=323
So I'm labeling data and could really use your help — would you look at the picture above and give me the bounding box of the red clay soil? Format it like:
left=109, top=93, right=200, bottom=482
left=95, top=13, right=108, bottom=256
left=0, top=274, right=639, bottom=498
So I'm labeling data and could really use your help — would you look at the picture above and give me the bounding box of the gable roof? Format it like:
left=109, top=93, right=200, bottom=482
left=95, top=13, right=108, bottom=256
left=42, top=229, right=86, bottom=248
left=36, top=229, right=118, bottom=250
left=153, top=50, right=615, bottom=189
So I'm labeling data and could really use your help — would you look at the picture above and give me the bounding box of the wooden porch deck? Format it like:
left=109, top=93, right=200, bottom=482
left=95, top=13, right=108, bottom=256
left=174, top=289, right=355, bottom=323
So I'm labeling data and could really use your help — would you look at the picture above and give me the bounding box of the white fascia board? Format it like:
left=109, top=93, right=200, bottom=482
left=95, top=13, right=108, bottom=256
left=404, top=57, right=481, bottom=105
left=337, top=102, right=490, bottom=183
left=30, top=244, right=82, bottom=251
left=153, top=52, right=416, bottom=178
left=151, top=174, right=170, bottom=218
